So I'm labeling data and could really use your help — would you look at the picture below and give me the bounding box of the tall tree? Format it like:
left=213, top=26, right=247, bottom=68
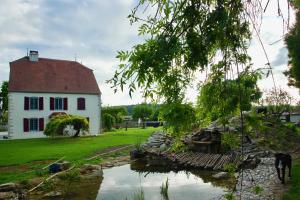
left=0, top=81, right=8, bottom=111
left=285, top=1, right=300, bottom=90
left=109, top=0, right=253, bottom=133
left=132, top=103, right=153, bottom=128
left=197, top=68, right=262, bottom=126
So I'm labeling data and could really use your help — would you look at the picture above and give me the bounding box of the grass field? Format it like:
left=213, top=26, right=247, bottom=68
left=0, top=127, right=159, bottom=183
left=283, top=156, right=300, bottom=200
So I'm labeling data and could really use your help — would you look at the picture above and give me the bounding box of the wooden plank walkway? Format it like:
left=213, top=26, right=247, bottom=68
left=146, top=149, right=239, bottom=170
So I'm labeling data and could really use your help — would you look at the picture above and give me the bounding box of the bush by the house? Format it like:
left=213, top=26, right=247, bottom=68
left=102, top=113, right=115, bottom=131
left=44, top=114, right=89, bottom=137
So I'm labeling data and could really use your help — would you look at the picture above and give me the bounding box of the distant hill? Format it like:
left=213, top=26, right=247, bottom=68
left=111, top=104, right=160, bottom=116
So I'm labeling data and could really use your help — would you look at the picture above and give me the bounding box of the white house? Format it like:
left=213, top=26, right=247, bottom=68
left=8, top=51, right=101, bottom=139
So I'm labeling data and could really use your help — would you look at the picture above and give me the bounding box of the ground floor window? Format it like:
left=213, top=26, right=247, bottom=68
left=24, top=118, right=44, bottom=132
left=29, top=118, right=38, bottom=131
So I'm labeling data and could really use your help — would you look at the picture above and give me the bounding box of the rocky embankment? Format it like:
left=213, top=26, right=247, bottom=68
left=142, top=131, right=283, bottom=200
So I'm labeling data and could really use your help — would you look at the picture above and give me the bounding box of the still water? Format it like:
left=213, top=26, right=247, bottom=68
left=97, top=162, right=231, bottom=200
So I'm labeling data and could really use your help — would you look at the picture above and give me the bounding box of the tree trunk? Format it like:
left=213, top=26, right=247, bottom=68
left=73, top=129, right=80, bottom=137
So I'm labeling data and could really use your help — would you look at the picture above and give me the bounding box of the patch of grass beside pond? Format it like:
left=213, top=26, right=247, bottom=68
left=283, top=156, right=300, bottom=200
left=0, top=127, right=160, bottom=184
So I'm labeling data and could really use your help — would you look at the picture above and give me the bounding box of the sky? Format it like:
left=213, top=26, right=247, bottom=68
left=0, top=0, right=299, bottom=106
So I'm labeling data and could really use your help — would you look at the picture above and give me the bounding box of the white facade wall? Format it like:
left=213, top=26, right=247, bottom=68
left=8, top=92, right=101, bottom=139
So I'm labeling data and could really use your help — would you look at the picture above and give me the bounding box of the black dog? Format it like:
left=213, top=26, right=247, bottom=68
left=275, top=153, right=292, bottom=184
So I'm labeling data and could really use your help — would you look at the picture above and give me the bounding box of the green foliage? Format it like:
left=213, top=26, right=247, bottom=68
left=132, top=188, right=145, bottom=200
left=160, top=178, right=169, bottom=200
left=223, top=163, right=237, bottom=178
left=221, top=132, right=240, bottom=152
left=264, top=87, right=293, bottom=120
left=109, top=0, right=253, bottom=135
left=44, top=114, right=89, bottom=137
left=0, top=128, right=158, bottom=184
left=252, top=185, right=263, bottom=195
left=102, top=106, right=127, bottom=124
left=197, top=68, right=261, bottom=126
left=159, top=103, right=196, bottom=136
left=283, top=157, right=300, bottom=200
left=225, top=193, right=235, bottom=200
left=133, top=103, right=153, bottom=128
left=285, top=2, right=300, bottom=89
left=58, top=169, right=81, bottom=195
left=133, top=103, right=153, bottom=120
left=245, top=110, right=300, bottom=151
left=41, top=179, right=55, bottom=191
left=170, top=139, right=186, bottom=153
left=0, top=81, right=8, bottom=111
left=0, top=111, right=8, bottom=125
left=103, top=113, right=115, bottom=131
left=58, top=169, right=81, bottom=182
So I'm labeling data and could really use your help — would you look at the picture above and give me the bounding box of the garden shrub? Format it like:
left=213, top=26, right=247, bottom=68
left=103, top=113, right=115, bottom=131
left=44, top=114, right=89, bottom=137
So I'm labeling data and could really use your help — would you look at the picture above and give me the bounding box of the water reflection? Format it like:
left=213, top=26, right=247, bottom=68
left=97, top=161, right=231, bottom=200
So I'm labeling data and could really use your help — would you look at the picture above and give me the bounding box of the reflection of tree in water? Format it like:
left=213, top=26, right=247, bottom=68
left=130, top=159, right=235, bottom=190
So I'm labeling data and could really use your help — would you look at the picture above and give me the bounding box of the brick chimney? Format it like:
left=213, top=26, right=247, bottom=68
left=29, top=50, right=39, bottom=62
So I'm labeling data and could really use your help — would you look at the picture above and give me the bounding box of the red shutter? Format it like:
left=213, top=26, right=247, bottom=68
left=39, top=118, right=44, bottom=131
left=50, top=97, right=54, bottom=110
left=82, top=98, right=85, bottom=110
left=63, top=98, right=68, bottom=110
left=23, top=118, right=29, bottom=132
left=24, top=97, right=29, bottom=110
left=39, top=97, right=44, bottom=110
left=77, top=98, right=85, bottom=110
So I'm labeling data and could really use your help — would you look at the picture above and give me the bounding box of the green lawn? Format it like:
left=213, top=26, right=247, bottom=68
left=283, top=156, right=300, bottom=200
left=0, top=127, right=158, bottom=183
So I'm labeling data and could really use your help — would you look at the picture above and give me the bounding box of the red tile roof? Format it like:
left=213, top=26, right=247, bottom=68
left=9, top=57, right=101, bottom=95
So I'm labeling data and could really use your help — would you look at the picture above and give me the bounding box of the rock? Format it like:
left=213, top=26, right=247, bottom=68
left=80, top=164, right=102, bottom=174
left=0, top=191, right=17, bottom=200
left=57, top=161, right=71, bottom=170
left=212, top=172, right=229, bottom=179
left=44, top=191, right=62, bottom=198
left=130, top=149, right=145, bottom=159
left=159, top=144, right=167, bottom=151
left=0, top=183, right=18, bottom=192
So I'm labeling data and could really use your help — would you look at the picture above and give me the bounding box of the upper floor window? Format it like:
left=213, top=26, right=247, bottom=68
left=77, top=98, right=86, bottom=110
left=24, top=97, right=43, bottom=110
left=50, top=97, right=68, bottom=110
left=30, top=97, right=38, bottom=110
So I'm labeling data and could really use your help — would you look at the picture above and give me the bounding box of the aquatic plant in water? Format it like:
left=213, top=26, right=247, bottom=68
left=160, top=178, right=169, bottom=200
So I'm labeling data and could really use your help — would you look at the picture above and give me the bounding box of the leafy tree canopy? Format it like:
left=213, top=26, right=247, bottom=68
left=110, top=0, right=251, bottom=104
left=102, top=113, right=116, bottom=131
left=44, top=114, right=89, bottom=137
left=159, top=103, right=196, bottom=136
left=285, top=1, right=300, bottom=90
left=196, top=68, right=262, bottom=126
left=0, top=81, right=8, bottom=111
left=109, top=0, right=271, bottom=134
left=132, top=103, right=153, bottom=121
left=102, top=106, right=127, bottom=123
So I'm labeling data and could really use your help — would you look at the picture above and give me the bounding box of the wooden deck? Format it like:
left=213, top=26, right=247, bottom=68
left=146, top=150, right=239, bottom=170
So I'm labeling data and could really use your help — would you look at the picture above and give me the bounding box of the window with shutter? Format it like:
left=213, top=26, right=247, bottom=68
left=39, top=97, right=44, bottom=110
left=23, top=118, right=29, bottom=132
left=63, top=98, right=68, bottom=110
left=24, top=97, right=29, bottom=110
left=77, top=98, right=85, bottom=110
left=39, top=118, right=44, bottom=131
left=50, top=97, right=54, bottom=110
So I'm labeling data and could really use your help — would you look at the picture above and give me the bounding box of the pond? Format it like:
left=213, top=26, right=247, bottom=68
left=29, top=159, right=234, bottom=200
left=96, top=160, right=233, bottom=200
